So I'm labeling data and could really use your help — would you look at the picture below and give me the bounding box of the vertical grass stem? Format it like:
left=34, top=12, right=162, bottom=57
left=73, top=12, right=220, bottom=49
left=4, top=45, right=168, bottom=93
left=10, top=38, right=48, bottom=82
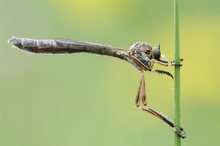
left=174, top=0, right=181, bottom=146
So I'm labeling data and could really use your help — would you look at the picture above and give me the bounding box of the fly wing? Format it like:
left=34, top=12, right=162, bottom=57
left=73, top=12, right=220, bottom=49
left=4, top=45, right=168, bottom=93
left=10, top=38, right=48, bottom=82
left=129, top=54, right=151, bottom=71
left=55, top=39, right=115, bottom=54
left=55, top=39, right=92, bottom=51
left=55, top=38, right=94, bottom=46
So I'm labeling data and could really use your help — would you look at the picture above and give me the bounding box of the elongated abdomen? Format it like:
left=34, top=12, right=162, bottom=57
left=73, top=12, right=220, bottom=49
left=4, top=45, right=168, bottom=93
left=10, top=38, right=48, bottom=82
left=8, top=37, right=76, bottom=53
left=9, top=37, right=120, bottom=54
left=8, top=37, right=129, bottom=61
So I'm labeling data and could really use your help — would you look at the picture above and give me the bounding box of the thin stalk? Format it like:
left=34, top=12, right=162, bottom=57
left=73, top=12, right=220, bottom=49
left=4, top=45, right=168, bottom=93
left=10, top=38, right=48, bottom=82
left=174, top=0, right=181, bottom=146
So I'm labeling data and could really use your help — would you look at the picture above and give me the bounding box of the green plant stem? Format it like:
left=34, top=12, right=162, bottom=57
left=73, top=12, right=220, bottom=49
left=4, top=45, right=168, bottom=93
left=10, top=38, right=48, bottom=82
left=174, top=0, right=181, bottom=146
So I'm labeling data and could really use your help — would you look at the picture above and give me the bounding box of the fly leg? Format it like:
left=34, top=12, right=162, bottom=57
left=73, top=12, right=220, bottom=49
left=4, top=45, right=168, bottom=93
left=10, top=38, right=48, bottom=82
left=152, top=59, right=183, bottom=67
left=153, top=69, right=174, bottom=79
left=135, top=71, right=186, bottom=138
left=170, top=58, right=184, bottom=66
left=141, top=106, right=186, bottom=138
left=130, top=52, right=186, bottom=138
left=150, top=59, right=184, bottom=78
left=135, top=71, right=147, bottom=107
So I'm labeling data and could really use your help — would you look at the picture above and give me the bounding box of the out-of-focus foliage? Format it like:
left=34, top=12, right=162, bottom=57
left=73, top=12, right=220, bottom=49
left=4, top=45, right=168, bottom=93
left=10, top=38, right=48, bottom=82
left=0, top=0, right=220, bottom=146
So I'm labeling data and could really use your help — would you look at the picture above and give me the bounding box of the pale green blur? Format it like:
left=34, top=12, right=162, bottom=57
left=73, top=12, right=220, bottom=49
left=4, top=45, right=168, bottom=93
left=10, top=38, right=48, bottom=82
left=0, top=0, right=220, bottom=146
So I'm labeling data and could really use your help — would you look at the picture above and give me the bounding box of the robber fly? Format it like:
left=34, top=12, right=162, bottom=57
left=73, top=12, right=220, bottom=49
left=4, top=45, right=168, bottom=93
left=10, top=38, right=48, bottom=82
left=9, top=37, right=186, bottom=138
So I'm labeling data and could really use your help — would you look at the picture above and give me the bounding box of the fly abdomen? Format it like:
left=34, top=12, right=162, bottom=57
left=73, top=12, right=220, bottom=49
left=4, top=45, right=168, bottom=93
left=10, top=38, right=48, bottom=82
left=9, top=37, right=130, bottom=63
left=9, top=37, right=58, bottom=53
left=8, top=37, right=126, bottom=57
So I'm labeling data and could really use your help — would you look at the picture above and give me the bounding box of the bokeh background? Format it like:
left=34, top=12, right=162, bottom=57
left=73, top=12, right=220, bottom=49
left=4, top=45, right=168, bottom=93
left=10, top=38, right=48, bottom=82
left=0, top=0, right=220, bottom=146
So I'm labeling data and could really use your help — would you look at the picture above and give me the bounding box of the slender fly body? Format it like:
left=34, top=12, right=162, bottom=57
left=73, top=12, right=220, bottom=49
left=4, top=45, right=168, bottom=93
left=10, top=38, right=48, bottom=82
left=9, top=37, right=186, bottom=138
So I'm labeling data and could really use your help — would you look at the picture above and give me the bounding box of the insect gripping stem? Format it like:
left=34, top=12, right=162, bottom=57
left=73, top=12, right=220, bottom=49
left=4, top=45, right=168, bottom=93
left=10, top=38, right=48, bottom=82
left=9, top=36, right=186, bottom=139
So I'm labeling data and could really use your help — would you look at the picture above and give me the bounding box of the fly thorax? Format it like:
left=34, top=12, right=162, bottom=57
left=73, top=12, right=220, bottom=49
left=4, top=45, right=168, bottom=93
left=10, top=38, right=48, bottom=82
left=129, top=42, right=152, bottom=52
left=129, top=42, right=153, bottom=68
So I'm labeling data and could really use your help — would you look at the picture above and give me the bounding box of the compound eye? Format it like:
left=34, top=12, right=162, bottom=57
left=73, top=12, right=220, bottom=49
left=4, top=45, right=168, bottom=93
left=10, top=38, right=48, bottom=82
left=152, top=46, right=161, bottom=60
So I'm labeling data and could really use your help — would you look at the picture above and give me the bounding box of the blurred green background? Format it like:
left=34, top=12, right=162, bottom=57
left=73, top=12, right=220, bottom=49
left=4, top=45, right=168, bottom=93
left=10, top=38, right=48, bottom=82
left=0, top=0, right=220, bottom=146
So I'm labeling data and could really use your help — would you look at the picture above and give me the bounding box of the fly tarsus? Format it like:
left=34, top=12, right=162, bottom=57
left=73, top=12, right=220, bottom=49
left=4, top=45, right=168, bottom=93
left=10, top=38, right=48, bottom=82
left=141, top=106, right=186, bottom=139
left=170, top=58, right=184, bottom=67
left=174, top=127, right=187, bottom=139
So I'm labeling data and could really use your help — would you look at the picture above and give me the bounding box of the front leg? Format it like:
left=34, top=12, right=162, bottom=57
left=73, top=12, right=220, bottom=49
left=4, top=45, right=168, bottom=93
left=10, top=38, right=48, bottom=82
left=170, top=58, right=184, bottom=66
left=152, top=59, right=183, bottom=67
